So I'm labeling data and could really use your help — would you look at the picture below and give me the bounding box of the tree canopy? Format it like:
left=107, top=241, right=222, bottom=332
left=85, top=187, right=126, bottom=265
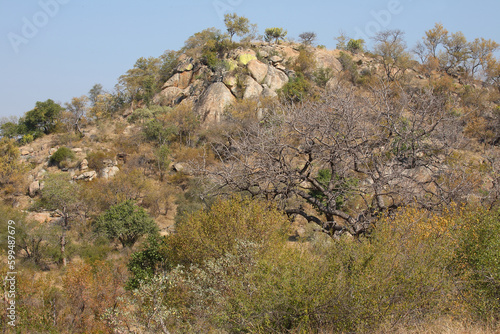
left=95, top=200, right=158, bottom=247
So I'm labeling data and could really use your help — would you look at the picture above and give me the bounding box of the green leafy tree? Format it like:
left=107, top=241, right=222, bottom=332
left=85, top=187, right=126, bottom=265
left=95, top=200, right=158, bottom=248
left=264, top=27, right=287, bottom=44
left=224, top=13, right=250, bottom=42
left=182, top=27, right=225, bottom=56
left=119, top=57, right=162, bottom=107
left=19, top=99, right=64, bottom=135
left=159, top=50, right=180, bottom=82
left=347, top=39, right=365, bottom=54
left=0, top=116, right=19, bottom=138
left=126, top=235, right=170, bottom=289
left=143, top=118, right=178, bottom=145
left=88, top=84, right=103, bottom=107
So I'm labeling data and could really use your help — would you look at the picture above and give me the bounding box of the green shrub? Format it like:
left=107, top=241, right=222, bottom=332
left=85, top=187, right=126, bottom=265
left=143, top=118, right=178, bottom=145
left=313, top=67, right=334, bottom=87
left=347, top=38, right=365, bottom=54
left=94, top=200, right=158, bottom=248
left=338, top=51, right=359, bottom=83
left=20, top=133, right=34, bottom=145
left=278, top=73, right=312, bottom=102
left=49, top=147, right=75, bottom=168
left=116, top=202, right=500, bottom=333
left=126, top=234, right=171, bottom=290
left=294, top=48, right=316, bottom=76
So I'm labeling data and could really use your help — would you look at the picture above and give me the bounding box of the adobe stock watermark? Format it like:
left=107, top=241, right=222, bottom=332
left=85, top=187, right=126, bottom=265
left=354, top=0, right=410, bottom=41
left=212, top=0, right=244, bottom=21
left=5, top=220, right=17, bottom=327
left=7, top=0, right=71, bottom=54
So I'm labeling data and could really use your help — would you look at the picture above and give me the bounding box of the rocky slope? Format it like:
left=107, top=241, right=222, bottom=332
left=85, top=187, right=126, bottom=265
left=154, top=43, right=343, bottom=122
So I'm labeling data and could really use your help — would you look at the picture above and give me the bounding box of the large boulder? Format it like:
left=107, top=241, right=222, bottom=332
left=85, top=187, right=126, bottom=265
left=178, top=71, right=193, bottom=89
left=101, top=166, right=120, bottom=180
left=261, top=84, right=278, bottom=98
left=237, top=50, right=257, bottom=66
left=162, top=73, right=180, bottom=89
left=175, top=56, right=194, bottom=72
left=80, top=159, right=88, bottom=171
left=263, top=66, right=289, bottom=91
left=74, top=171, right=97, bottom=181
left=195, top=82, right=236, bottom=123
left=28, top=212, right=52, bottom=224
left=243, top=76, right=263, bottom=99
left=315, top=49, right=343, bottom=72
left=247, top=59, right=268, bottom=83
left=28, top=181, right=40, bottom=197
left=158, top=86, right=184, bottom=105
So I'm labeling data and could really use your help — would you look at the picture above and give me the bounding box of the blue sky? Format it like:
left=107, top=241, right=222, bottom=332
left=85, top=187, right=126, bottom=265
left=1, top=0, right=499, bottom=118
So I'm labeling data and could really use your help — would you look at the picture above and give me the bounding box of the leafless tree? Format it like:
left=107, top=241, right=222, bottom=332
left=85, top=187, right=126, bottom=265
left=299, top=32, right=317, bottom=46
left=195, top=83, right=468, bottom=236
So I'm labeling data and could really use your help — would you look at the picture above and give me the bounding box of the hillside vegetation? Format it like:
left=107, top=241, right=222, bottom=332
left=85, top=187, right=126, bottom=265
left=0, top=17, right=499, bottom=333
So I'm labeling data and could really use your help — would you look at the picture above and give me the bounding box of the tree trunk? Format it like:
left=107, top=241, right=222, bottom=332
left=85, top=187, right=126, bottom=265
left=61, top=213, right=68, bottom=267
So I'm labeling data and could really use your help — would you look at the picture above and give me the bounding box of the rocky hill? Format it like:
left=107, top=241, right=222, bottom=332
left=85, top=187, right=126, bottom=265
left=1, top=29, right=500, bottom=333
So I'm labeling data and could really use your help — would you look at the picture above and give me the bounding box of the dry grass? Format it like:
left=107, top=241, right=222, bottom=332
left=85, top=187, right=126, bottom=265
left=374, top=317, right=500, bottom=334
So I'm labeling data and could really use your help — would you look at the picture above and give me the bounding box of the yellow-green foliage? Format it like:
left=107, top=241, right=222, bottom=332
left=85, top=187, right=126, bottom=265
left=170, top=196, right=289, bottom=265
left=238, top=53, right=256, bottom=65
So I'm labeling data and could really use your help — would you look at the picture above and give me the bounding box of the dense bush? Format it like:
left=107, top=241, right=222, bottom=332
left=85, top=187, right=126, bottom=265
left=347, top=38, right=365, bottom=53
left=49, top=147, right=75, bottom=168
left=278, top=72, right=312, bottom=102
left=455, top=206, right=500, bottom=320
left=114, top=203, right=482, bottom=333
left=19, top=99, right=64, bottom=136
left=170, top=196, right=289, bottom=265
left=94, top=200, right=158, bottom=247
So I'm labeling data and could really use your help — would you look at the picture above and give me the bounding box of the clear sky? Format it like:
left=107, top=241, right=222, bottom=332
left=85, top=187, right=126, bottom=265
left=1, top=0, right=499, bottom=118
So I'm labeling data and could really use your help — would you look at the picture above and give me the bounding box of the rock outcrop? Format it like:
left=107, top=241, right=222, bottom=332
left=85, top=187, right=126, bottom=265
left=151, top=43, right=349, bottom=123
left=247, top=59, right=268, bottom=83
left=195, top=82, right=236, bottom=123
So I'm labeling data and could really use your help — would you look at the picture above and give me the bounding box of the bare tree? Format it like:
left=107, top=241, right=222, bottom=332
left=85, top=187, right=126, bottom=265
left=299, top=32, right=317, bottom=46
left=65, top=96, right=89, bottom=136
left=195, top=83, right=465, bottom=236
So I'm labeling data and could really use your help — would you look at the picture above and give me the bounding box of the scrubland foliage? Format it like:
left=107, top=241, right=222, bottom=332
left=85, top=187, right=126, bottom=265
left=1, top=20, right=500, bottom=333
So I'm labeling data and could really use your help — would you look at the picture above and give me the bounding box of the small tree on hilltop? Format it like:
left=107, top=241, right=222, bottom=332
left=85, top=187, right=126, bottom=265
left=347, top=39, right=365, bottom=54
left=95, top=200, right=158, bottom=248
left=265, top=27, right=287, bottom=44
left=299, top=32, right=317, bottom=46
left=19, top=99, right=64, bottom=136
left=224, top=13, right=250, bottom=42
